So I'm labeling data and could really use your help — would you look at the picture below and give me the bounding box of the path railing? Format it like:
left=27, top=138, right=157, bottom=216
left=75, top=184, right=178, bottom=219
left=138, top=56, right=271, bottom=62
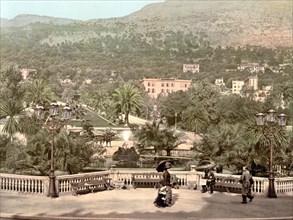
left=0, top=173, right=47, bottom=195
left=1, top=171, right=292, bottom=197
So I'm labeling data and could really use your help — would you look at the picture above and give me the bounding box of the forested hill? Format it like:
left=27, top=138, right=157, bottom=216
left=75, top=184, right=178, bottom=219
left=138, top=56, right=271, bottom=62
left=0, top=1, right=292, bottom=86
left=123, top=0, right=293, bottom=48
left=1, top=1, right=292, bottom=48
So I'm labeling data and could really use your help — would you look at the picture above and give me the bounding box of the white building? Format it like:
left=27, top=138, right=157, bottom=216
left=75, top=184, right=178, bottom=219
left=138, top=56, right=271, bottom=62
left=141, top=78, right=192, bottom=99
left=232, top=80, right=245, bottom=94
left=183, top=64, right=200, bottom=73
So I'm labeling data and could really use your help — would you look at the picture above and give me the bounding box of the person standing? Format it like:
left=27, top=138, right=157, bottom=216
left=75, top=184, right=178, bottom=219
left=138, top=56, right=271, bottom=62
left=240, top=166, right=254, bottom=204
left=206, top=169, right=216, bottom=194
left=154, top=160, right=172, bottom=207
left=162, top=161, right=172, bottom=205
left=201, top=168, right=209, bottom=193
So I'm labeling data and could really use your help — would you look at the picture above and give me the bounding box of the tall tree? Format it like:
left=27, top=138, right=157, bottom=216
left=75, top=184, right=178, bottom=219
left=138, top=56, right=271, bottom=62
left=112, top=84, right=144, bottom=125
left=182, top=81, right=220, bottom=133
left=244, top=120, right=289, bottom=172
left=24, top=79, right=56, bottom=106
left=0, top=64, right=24, bottom=101
left=0, top=98, right=24, bottom=140
left=134, top=121, right=181, bottom=156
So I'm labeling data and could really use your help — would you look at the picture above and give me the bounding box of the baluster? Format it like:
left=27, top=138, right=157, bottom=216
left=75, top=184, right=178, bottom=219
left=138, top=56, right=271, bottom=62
left=8, top=178, right=12, bottom=191
left=40, top=179, right=43, bottom=194
left=66, top=179, right=70, bottom=193
left=35, top=179, right=39, bottom=193
left=16, top=178, right=20, bottom=191
left=25, top=179, right=28, bottom=193
left=4, top=177, right=7, bottom=190
left=59, top=180, right=64, bottom=193
left=32, top=179, right=35, bottom=193
left=40, top=179, right=43, bottom=193
left=11, top=178, right=15, bottom=191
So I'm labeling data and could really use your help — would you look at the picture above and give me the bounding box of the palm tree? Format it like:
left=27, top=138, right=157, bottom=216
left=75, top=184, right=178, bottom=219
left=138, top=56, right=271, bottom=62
left=134, top=121, right=181, bottom=156
left=112, top=84, right=144, bottom=125
left=244, top=121, right=289, bottom=171
left=182, top=105, right=210, bottom=133
left=24, top=79, right=56, bottom=106
left=0, top=98, right=24, bottom=140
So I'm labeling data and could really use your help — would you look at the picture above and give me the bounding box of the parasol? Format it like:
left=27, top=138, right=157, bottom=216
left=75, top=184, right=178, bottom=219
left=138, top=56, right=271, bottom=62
left=156, top=160, right=172, bottom=172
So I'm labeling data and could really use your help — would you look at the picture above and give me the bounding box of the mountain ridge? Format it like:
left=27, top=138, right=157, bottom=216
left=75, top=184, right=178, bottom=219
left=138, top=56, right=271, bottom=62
left=1, top=1, right=292, bottom=48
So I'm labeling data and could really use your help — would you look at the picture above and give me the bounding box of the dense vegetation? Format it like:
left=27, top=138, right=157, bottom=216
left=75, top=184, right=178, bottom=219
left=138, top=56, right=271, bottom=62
left=0, top=1, right=292, bottom=175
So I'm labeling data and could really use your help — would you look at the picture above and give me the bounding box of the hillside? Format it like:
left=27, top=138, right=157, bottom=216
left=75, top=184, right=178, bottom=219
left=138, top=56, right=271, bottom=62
left=1, top=1, right=292, bottom=48
left=0, top=0, right=292, bottom=89
left=0, top=14, right=79, bottom=27
left=123, top=0, right=292, bottom=48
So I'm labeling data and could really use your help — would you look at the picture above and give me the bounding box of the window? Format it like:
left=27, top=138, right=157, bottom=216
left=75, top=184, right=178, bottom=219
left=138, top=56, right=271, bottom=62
left=147, top=88, right=150, bottom=93
left=148, top=82, right=150, bottom=86
left=162, top=89, right=164, bottom=92
left=166, top=83, right=169, bottom=87
left=152, top=88, right=155, bottom=93
left=161, top=83, right=164, bottom=87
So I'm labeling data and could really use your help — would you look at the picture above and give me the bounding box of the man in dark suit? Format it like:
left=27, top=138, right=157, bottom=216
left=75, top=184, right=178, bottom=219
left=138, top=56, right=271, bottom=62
left=240, top=166, right=254, bottom=203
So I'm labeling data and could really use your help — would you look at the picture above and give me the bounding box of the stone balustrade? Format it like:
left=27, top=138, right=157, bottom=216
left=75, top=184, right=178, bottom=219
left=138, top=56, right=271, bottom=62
left=0, top=173, right=47, bottom=195
left=1, top=171, right=292, bottom=197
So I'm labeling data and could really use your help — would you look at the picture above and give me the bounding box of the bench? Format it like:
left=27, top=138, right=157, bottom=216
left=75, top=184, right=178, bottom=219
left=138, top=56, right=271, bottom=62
left=131, top=173, right=179, bottom=189
left=214, top=178, right=242, bottom=193
left=70, top=177, right=112, bottom=196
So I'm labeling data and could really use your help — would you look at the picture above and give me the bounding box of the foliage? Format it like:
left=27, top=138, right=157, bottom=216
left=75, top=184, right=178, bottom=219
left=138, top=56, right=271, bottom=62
left=24, top=79, right=56, bottom=106
left=133, top=121, right=182, bottom=156
left=0, top=98, right=24, bottom=139
left=244, top=120, right=290, bottom=171
left=112, top=84, right=145, bottom=125
left=0, top=134, right=10, bottom=168
left=157, top=90, right=190, bottom=127
left=112, top=147, right=139, bottom=163
left=0, top=64, right=24, bottom=101
left=196, top=123, right=248, bottom=170
left=181, top=81, right=220, bottom=133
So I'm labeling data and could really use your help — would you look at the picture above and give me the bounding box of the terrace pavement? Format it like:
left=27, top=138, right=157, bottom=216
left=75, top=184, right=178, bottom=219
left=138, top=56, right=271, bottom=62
left=0, top=188, right=292, bottom=220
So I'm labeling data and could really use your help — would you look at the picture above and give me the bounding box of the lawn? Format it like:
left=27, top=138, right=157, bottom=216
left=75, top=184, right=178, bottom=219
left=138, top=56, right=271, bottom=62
left=69, top=111, right=117, bottom=127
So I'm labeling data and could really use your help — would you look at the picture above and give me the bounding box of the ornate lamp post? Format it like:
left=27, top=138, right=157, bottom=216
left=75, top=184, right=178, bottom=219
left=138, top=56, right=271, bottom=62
left=35, top=102, right=72, bottom=198
left=255, top=109, right=286, bottom=198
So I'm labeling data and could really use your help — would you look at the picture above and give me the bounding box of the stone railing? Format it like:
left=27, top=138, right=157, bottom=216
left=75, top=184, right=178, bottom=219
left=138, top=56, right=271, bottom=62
left=0, top=173, right=48, bottom=195
left=1, top=171, right=292, bottom=197
left=109, top=170, right=195, bottom=189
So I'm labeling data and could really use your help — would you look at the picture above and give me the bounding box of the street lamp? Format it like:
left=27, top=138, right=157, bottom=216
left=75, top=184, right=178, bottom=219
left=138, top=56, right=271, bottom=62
left=35, top=102, right=72, bottom=198
left=255, top=109, right=286, bottom=198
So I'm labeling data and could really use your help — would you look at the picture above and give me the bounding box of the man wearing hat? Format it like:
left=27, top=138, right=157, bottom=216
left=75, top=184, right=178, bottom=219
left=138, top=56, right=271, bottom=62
left=240, top=166, right=254, bottom=204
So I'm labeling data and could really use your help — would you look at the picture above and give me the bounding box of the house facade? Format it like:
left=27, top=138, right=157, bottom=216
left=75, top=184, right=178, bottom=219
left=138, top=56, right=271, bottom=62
left=183, top=64, right=200, bottom=73
left=232, top=80, right=245, bottom=94
left=141, top=78, right=192, bottom=99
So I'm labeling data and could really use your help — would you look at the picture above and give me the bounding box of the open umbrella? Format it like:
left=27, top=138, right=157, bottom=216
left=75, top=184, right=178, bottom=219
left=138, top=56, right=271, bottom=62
left=156, top=160, right=172, bottom=172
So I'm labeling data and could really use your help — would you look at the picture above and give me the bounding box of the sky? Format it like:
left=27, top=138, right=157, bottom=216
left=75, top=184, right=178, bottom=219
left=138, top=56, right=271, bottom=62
left=0, top=0, right=164, bottom=20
